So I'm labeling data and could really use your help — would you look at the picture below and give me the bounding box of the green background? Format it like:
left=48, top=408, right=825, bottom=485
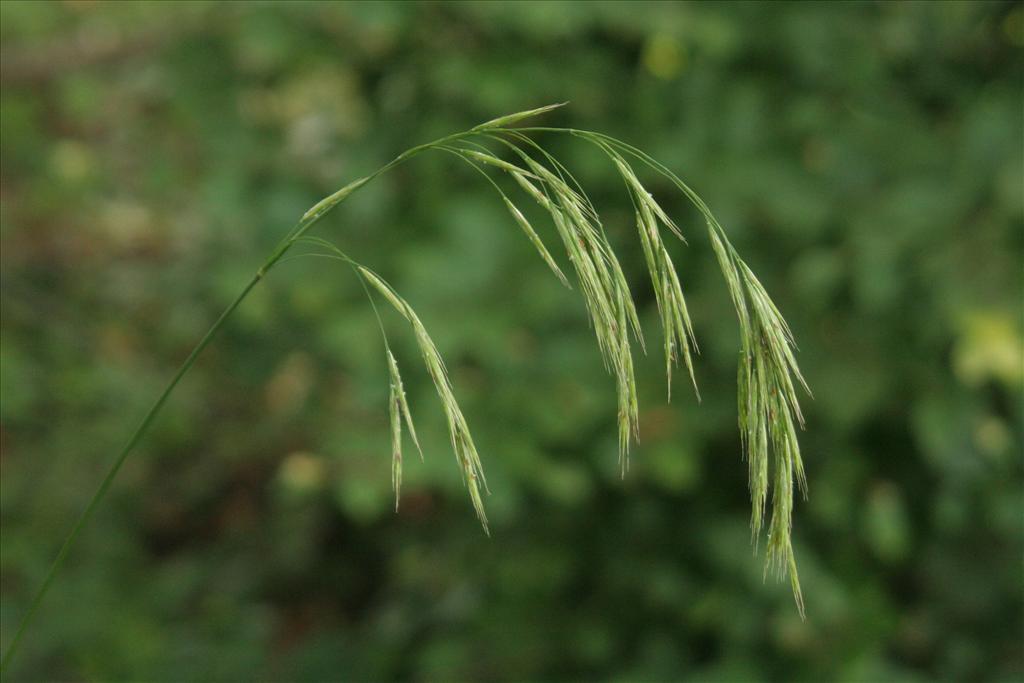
left=1, top=1, right=1021, bottom=681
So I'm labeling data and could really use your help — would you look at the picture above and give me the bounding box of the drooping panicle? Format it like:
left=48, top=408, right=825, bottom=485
left=564, top=132, right=810, bottom=615
left=298, top=109, right=809, bottom=614
left=1, top=105, right=826, bottom=677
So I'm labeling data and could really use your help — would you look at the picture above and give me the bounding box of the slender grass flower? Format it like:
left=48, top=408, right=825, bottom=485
left=2, top=103, right=814, bottom=671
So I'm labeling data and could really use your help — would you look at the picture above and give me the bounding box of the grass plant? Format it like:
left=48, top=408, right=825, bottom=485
left=2, top=103, right=811, bottom=670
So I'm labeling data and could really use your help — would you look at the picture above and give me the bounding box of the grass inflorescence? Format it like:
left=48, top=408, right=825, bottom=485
left=3, top=102, right=813, bottom=672
left=290, top=104, right=811, bottom=614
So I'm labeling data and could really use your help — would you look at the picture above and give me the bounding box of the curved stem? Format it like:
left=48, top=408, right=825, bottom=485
left=1, top=127, right=483, bottom=672
left=4, top=108, right=598, bottom=667
left=1, top=271, right=261, bottom=671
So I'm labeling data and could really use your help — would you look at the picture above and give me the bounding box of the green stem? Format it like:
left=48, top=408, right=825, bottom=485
left=1, top=271, right=262, bottom=672
left=0, top=128, right=485, bottom=672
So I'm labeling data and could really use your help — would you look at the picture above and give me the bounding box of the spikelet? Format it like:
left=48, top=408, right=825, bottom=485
left=463, top=150, right=542, bottom=178
left=471, top=102, right=568, bottom=131
left=581, top=145, right=700, bottom=403
left=502, top=197, right=570, bottom=288
left=302, top=176, right=370, bottom=221
left=388, top=356, right=403, bottom=511
left=512, top=150, right=642, bottom=472
left=386, top=349, right=421, bottom=512
left=360, top=267, right=490, bottom=534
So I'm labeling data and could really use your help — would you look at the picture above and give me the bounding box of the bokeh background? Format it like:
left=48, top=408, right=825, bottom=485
left=1, top=2, right=1022, bottom=681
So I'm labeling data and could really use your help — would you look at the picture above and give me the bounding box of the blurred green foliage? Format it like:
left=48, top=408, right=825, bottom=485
left=1, top=1, right=1021, bottom=681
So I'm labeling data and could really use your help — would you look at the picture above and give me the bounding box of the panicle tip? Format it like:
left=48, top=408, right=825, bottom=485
left=472, top=102, right=569, bottom=131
